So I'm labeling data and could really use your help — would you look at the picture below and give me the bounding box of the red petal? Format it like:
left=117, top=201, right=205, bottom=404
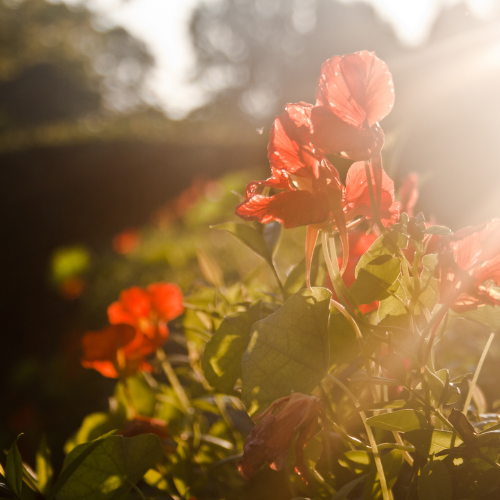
left=147, top=283, right=184, bottom=322
left=399, top=173, right=419, bottom=217
left=268, top=102, right=323, bottom=178
left=305, top=225, right=320, bottom=289
left=244, top=168, right=290, bottom=199
left=316, top=51, right=394, bottom=128
left=344, top=161, right=399, bottom=226
left=310, top=106, right=384, bottom=160
left=236, top=190, right=329, bottom=229
left=108, top=287, right=151, bottom=326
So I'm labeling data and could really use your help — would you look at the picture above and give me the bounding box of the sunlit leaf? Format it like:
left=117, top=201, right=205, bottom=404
left=366, top=410, right=427, bottom=432
left=424, top=225, right=453, bottom=236
left=36, top=435, right=53, bottom=495
left=5, top=435, right=23, bottom=499
left=55, top=434, right=164, bottom=500
left=363, top=449, right=402, bottom=500
left=241, top=288, right=331, bottom=416
left=350, top=254, right=400, bottom=304
left=211, top=222, right=273, bottom=266
left=64, top=413, right=122, bottom=455
left=202, top=301, right=268, bottom=393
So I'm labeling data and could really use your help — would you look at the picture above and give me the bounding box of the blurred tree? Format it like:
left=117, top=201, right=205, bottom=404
left=0, top=0, right=154, bottom=130
left=190, top=0, right=402, bottom=124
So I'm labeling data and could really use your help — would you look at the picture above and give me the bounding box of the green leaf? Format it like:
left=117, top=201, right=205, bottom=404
left=356, top=234, right=394, bottom=278
left=418, top=460, right=452, bottom=500
left=350, top=254, right=400, bottom=304
left=36, top=435, right=53, bottom=495
left=451, top=305, right=500, bottom=331
left=5, top=435, right=23, bottom=499
left=241, top=287, right=332, bottom=416
left=364, top=449, right=403, bottom=500
left=64, top=413, right=122, bottom=455
left=46, top=431, right=116, bottom=500
left=366, top=410, right=427, bottom=432
left=332, top=474, right=369, bottom=500
left=329, top=311, right=359, bottom=368
left=196, top=248, right=224, bottom=288
left=54, top=434, right=165, bottom=500
left=202, top=302, right=266, bottom=393
left=211, top=222, right=273, bottom=266
left=424, top=225, right=453, bottom=236
left=115, top=374, right=157, bottom=418
left=404, top=430, right=462, bottom=459
left=283, top=244, right=321, bottom=299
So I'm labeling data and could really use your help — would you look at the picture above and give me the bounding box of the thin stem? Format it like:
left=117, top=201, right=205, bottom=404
left=271, top=263, right=285, bottom=299
left=463, top=332, right=495, bottom=414
left=321, top=231, right=356, bottom=316
left=157, top=348, right=192, bottom=414
left=126, top=479, right=147, bottom=500
left=364, top=161, right=385, bottom=234
left=328, top=375, right=391, bottom=500
left=311, top=467, right=335, bottom=495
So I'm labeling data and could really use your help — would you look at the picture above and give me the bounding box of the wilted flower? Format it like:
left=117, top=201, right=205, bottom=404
left=438, top=219, right=500, bottom=311
left=237, top=393, right=325, bottom=482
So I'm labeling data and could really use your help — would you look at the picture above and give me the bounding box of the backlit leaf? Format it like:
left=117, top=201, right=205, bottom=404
left=241, top=288, right=331, bottom=416
left=202, top=302, right=268, bottom=393
left=366, top=410, right=427, bottom=432
left=350, top=254, right=400, bottom=304
left=55, top=434, right=164, bottom=500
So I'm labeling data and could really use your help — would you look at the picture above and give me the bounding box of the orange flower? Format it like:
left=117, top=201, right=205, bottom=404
left=113, top=229, right=140, bottom=255
left=108, top=283, right=184, bottom=347
left=438, top=219, right=500, bottom=311
left=81, top=324, right=154, bottom=378
left=237, top=393, right=325, bottom=483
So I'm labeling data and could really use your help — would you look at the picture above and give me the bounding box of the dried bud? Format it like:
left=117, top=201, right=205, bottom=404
left=237, top=393, right=324, bottom=483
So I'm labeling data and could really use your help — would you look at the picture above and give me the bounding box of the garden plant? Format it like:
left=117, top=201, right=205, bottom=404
left=4, top=50, right=500, bottom=500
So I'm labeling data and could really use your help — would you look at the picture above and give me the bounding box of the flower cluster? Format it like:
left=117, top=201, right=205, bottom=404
left=81, top=282, right=184, bottom=378
left=235, top=51, right=399, bottom=284
left=438, top=219, right=500, bottom=311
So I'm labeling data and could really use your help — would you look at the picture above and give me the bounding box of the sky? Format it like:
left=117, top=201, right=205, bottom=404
left=70, top=0, right=499, bottom=119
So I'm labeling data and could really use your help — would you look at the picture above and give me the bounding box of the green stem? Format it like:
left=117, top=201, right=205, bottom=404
left=364, top=161, right=386, bottom=234
left=157, top=348, right=192, bottom=414
left=328, top=375, right=391, bottom=500
left=126, top=479, right=147, bottom=500
left=271, top=262, right=285, bottom=299
left=463, top=332, right=495, bottom=414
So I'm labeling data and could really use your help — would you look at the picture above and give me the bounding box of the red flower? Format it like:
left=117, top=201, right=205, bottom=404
left=237, top=393, right=325, bottom=483
left=113, top=228, right=140, bottom=255
left=237, top=103, right=344, bottom=230
left=438, top=220, right=500, bottom=311
left=344, top=161, right=400, bottom=227
left=310, top=51, right=394, bottom=161
left=108, top=283, right=184, bottom=347
left=399, top=173, right=419, bottom=217
left=81, top=324, right=154, bottom=378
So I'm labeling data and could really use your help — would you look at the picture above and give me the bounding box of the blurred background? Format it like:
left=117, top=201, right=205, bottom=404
left=3, top=0, right=500, bottom=470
